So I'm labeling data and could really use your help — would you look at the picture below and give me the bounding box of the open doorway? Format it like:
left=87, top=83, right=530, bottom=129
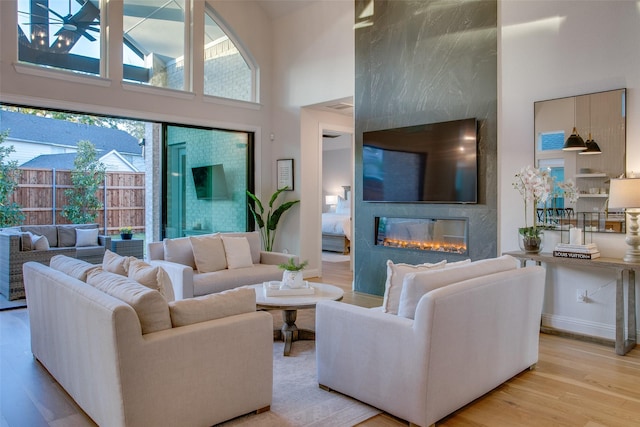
left=320, top=128, right=353, bottom=270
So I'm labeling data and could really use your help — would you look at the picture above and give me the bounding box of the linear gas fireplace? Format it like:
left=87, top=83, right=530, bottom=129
left=375, top=217, right=468, bottom=254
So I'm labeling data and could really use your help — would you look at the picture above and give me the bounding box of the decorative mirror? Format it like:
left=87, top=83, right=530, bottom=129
left=534, top=88, right=626, bottom=233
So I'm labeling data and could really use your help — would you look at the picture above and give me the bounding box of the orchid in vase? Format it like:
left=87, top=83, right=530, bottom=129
left=512, top=166, right=552, bottom=252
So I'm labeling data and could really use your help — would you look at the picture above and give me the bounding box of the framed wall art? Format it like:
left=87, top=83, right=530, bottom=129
left=277, top=158, right=294, bottom=191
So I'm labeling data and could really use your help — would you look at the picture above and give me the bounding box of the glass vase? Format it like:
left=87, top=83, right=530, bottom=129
left=518, top=230, right=544, bottom=254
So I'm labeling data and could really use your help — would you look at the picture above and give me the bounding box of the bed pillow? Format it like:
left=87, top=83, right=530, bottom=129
left=128, top=259, right=175, bottom=302
left=335, top=196, right=350, bottom=215
left=382, top=259, right=446, bottom=314
left=397, top=255, right=519, bottom=319
left=168, top=287, right=255, bottom=327
left=76, top=228, right=99, bottom=247
left=189, top=234, right=227, bottom=273
left=222, top=236, right=254, bottom=269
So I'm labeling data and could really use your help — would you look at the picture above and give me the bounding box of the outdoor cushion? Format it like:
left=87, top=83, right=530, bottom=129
left=22, top=225, right=57, bottom=247
left=76, top=228, right=99, bottom=247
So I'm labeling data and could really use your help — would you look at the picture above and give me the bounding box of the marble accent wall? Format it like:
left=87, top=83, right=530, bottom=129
left=354, top=0, right=498, bottom=295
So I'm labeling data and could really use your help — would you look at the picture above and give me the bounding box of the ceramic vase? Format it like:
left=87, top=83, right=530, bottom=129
left=281, top=270, right=304, bottom=289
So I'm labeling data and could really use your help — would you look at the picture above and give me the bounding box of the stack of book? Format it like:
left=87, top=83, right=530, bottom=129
left=553, top=243, right=600, bottom=259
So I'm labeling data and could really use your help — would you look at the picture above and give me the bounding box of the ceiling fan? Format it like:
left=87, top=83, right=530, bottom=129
left=20, top=0, right=100, bottom=43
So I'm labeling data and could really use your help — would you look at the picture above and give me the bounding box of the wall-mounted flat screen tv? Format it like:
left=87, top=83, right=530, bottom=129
left=191, top=164, right=228, bottom=200
left=363, top=118, right=478, bottom=203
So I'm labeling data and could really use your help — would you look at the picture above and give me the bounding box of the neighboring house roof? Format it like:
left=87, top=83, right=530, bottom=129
left=0, top=110, right=142, bottom=155
left=20, top=150, right=139, bottom=172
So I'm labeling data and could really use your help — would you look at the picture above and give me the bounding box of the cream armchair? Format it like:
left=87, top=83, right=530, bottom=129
left=316, top=264, right=545, bottom=427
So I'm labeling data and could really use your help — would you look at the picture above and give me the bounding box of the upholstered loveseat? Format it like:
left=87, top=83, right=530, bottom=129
left=148, top=231, right=298, bottom=299
left=23, top=255, right=273, bottom=427
left=316, top=255, right=545, bottom=427
left=0, top=223, right=110, bottom=300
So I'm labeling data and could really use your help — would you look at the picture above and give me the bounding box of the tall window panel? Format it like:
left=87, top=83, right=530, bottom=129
left=123, top=0, right=185, bottom=89
left=17, top=0, right=102, bottom=75
left=164, top=125, right=252, bottom=239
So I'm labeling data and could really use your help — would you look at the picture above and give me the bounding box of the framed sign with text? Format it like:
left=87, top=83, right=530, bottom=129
left=277, top=158, right=294, bottom=191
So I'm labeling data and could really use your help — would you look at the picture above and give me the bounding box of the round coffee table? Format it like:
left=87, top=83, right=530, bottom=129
left=250, top=282, right=344, bottom=356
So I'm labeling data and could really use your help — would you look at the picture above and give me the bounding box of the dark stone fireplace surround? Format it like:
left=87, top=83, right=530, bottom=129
left=353, top=0, right=498, bottom=296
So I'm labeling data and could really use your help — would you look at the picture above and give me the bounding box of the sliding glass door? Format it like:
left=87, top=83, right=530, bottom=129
left=164, top=125, right=253, bottom=238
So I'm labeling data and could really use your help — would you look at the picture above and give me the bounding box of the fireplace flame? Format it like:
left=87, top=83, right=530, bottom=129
left=382, top=238, right=467, bottom=254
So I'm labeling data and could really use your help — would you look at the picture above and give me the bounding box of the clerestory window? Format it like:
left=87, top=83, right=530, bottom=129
left=17, top=0, right=102, bottom=76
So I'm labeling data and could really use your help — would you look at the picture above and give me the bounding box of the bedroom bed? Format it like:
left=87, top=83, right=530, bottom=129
left=322, top=193, right=351, bottom=254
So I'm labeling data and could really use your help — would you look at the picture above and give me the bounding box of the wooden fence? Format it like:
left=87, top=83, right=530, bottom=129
left=10, top=168, right=146, bottom=235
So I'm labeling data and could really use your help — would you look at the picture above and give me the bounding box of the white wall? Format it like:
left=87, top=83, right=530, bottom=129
left=270, top=0, right=355, bottom=264
left=500, top=0, right=640, bottom=339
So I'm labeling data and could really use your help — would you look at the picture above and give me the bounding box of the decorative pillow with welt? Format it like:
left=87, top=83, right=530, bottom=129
left=189, top=233, right=227, bottom=273
left=87, top=268, right=172, bottom=334
left=221, top=236, right=254, bottom=269
left=76, top=228, right=99, bottom=247
left=396, top=255, right=519, bottom=319
left=128, top=259, right=175, bottom=302
left=102, top=249, right=135, bottom=276
left=163, top=236, right=197, bottom=269
left=382, top=259, right=446, bottom=315
left=168, top=287, right=256, bottom=327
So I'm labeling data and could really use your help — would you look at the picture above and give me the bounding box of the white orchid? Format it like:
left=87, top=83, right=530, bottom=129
left=512, top=165, right=552, bottom=233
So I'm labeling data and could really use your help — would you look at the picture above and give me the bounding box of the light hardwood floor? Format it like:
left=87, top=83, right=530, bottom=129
left=1, top=261, right=639, bottom=427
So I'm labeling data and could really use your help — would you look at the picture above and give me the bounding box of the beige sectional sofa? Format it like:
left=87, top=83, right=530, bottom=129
left=23, top=254, right=273, bottom=427
left=148, top=231, right=298, bottom=299
left=0, top=223, right=110, bottom=300
left=316, top=255, right=546, bottom=427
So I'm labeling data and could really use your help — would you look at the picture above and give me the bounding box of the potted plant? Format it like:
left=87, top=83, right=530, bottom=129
left=246, top=187, right=299, bottom=251
left=119, top=226, right=133, bottom=240
left=278, top=258, right=308, bottom=289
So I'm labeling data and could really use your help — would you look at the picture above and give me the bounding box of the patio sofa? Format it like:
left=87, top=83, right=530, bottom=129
left=0, top=223, right=110, bottom=300
left=23, top=256, right=273, bottom=427
left=148, top=231, right=298, bottom=299
left=316, top=256, right=546, bottom=427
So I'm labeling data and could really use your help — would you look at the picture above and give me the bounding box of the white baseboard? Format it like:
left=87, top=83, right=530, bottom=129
left=541, top=313, right=640, bottom=340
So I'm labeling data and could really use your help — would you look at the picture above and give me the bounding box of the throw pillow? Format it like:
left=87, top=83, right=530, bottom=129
left=50, top=255, right=98, bottom=281
left=76, top=228, right=99, bottom=247
left=32, top=234, right=50, bottom=251
left=221, top=236, right=254, bottom=269
left=163, top=237, right=196, bottom=269
left=87, top=268, right=172, bottom=334
left=168, top=287, right=256, bottom=327
left=102, top=249, right=134, bottom=276
left=128, top=259, right=175, bottom=302
left=382, top=259, right=446, bottom=315
left=189, top=234, right=227, bottom=273
left=396, top=255, right=519, bottom=319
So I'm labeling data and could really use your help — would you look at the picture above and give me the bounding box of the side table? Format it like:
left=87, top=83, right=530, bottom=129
left=111, top=238, right=144, bottom=259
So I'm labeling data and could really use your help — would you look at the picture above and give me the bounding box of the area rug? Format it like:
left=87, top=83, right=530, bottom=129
left=217, top=339, right=381, bottom=427
left=321, top=251, right=350, bottom=263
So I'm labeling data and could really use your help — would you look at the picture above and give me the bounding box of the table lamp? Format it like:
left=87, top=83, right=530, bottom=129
left=608, top=178, right=640, bottom=263
left=325, top=195, right=338, bottom=207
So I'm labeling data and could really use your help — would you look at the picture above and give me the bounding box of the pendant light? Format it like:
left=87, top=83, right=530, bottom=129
left=579, top=95, right=602, bottom=155
left=563, top=96, right=586, bottom=151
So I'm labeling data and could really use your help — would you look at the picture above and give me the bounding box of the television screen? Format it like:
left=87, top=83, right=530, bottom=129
left=191, top=164, right=228, bottom=200
left=363, top=118, right=478, bottom=203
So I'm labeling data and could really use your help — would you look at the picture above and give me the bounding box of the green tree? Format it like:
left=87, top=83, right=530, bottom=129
left=0, top=131, right=25, bottom=226
left=62, top=140, right=106, bottom=224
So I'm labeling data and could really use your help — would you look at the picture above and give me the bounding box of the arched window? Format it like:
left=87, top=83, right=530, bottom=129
left=203, top=5, right=256, bottom=102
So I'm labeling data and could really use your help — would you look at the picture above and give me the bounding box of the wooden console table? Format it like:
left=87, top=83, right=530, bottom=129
left=504, top=251, right=638, bottom=356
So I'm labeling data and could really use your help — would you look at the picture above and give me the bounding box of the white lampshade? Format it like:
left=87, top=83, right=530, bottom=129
left=325, top=195, right=338, bottom=206
left=608, top=178, right=640, bottom=208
